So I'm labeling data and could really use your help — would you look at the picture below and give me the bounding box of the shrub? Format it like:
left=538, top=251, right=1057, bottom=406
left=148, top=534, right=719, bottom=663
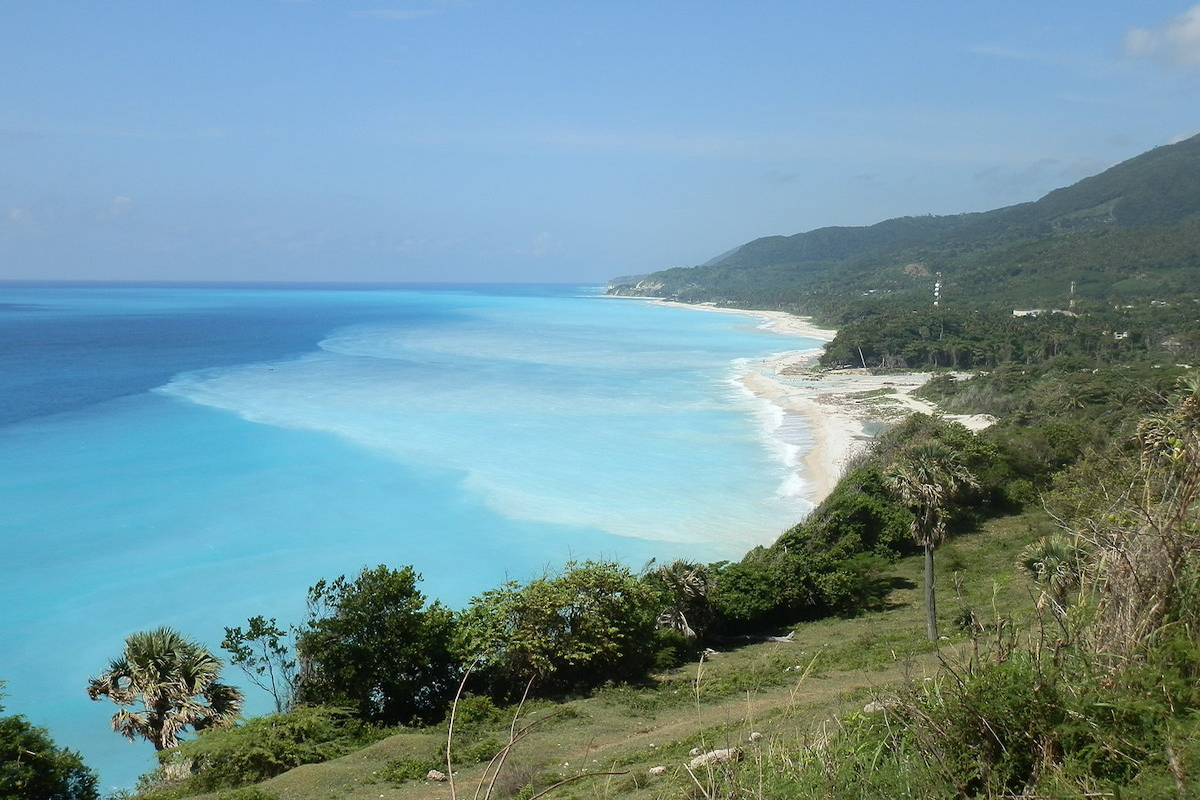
left=163, top=705, right=384, bottom=791
left=378, top=756, right=444, bottom=784
left=457, top=561, right=659, bottom=700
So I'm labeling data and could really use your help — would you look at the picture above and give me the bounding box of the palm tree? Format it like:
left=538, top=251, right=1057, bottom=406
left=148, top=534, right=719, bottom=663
left=86, top=626, right=243, bottom=750
left=1017, top=535, right=1087, bottom=614
left=884, top=441, right=979, bottom=642
left=648, top=559, right=712, bottom=640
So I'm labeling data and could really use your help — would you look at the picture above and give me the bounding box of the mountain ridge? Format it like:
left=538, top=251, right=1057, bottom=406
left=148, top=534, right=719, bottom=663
left=610, top=133, right=1200, bottom=317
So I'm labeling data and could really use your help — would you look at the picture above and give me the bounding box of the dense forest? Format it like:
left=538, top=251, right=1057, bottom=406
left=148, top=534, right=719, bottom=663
left=6, top=136, right=1200, bottom=799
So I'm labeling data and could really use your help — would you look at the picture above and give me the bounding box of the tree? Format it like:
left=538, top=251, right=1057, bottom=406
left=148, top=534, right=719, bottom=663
left=221, top=616, right=298, bottom=713
left=457, top=561, right=659, bottom=700
left=645, top=559, right=713, bottom=640
left=85, top=627, right=244, bottom=751
left=884, top=441, right=979, bottom=641
left=0, top=714, right=98, bottom=800
left=295, top=565, right=457, bottom=726
left=1016, top=535, right=1087, bottom=615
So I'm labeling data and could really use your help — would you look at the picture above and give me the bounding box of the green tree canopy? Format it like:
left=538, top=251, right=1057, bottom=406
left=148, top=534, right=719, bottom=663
left=457, top=560, right=659, bottom=700
left=295, top=565, right=458, bottom=726
left=0, top=714, right=98, bottom=800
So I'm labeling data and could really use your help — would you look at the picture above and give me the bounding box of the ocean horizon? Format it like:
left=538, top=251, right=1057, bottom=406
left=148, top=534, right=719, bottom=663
left=0, top=281, right=821, bottom=790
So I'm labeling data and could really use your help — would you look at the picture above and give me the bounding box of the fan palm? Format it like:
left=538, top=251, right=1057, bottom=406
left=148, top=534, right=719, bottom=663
left=884, top=441, right=978, bottom=642
left=1017, top=535, right=1087, bottom=612
left=86, top=626, right=243, bottom=750
left=650, top=559, right=712, bottom=640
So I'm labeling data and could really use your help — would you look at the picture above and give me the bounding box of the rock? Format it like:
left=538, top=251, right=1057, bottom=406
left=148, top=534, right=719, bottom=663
left=687, top=747, right=743, bottom=770
left=689, top=747, right=703, bottom=757
left=748, top=731, right=763, bottom=743
left=863, top=697, right=898, bottom=714
left=425, top=769, right=447, bottom=781
left=648, top=766, right=668, bottom=776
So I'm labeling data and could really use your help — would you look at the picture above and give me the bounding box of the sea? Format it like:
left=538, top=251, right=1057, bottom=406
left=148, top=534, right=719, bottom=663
left=0, top=281, right=820, bottom=790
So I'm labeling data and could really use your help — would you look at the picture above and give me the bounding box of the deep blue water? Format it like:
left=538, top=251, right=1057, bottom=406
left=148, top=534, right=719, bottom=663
left=0, top=282, right=818, bottom=790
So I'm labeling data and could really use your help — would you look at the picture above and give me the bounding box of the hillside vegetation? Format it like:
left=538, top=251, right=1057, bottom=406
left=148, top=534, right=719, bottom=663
left=610, top=132, right=1200, bottom=320
left=9, top=136, right=1200, bottom=799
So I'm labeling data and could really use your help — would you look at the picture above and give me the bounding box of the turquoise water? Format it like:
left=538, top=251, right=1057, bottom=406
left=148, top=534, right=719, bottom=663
left=0, top=283, right=818, bottom=789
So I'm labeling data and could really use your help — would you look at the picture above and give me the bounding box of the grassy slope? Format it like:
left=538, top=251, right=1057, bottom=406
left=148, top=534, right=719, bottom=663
left=192, top=512, right=1053, bottom=799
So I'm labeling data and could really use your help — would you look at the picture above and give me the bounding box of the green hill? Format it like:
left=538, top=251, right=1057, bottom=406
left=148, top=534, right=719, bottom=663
left=610, top=133, right=1200, bottom=318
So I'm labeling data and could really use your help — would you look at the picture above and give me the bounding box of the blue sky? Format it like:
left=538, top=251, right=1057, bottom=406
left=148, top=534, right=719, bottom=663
left=2, top=1, right=1199, bottom=283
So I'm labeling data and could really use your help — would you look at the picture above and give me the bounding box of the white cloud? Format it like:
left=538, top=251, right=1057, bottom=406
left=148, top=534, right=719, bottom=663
left=100, top=195, right=134, bottom=220
left=1124, top=4, right=1200, bottom=67
left=7, top=207, right=33, bottom=225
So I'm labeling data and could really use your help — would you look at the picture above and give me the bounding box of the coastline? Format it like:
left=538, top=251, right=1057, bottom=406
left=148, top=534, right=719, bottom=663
left=645, top=299, right=994, bottom=507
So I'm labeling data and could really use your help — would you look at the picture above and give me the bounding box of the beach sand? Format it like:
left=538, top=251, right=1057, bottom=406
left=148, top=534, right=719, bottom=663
left=650, top=300, right=995, bottom=506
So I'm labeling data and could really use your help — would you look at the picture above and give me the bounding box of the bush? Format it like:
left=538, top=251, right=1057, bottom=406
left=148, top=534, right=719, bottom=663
left=762, top=624, right=1200, bottom=797
left=709, top=549, right=892, bottom=633
left=776, top=464, right=912, bottom=558
left=451, top=694, right=505, bottom=729
left=650, top=628, right=694, bottom=671
left=457, top=561, right=660, bottom=700
left=378, top=756, right=444, bottom=784
left=164, top=705, right=384, bottom=791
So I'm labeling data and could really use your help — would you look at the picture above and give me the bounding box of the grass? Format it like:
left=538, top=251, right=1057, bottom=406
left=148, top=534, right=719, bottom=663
left=175, top=511, right=1046, bottom=800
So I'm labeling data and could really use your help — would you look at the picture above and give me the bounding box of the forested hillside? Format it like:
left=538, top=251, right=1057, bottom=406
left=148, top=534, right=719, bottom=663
left=610, top=133, right=1200, bottom=319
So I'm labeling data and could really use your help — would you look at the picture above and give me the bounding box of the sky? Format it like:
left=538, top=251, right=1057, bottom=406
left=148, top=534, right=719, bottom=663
left=2, top=1, right=1200, bottom=284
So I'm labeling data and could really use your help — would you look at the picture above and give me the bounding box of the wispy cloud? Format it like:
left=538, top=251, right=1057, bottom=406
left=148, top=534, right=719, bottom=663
left=968, top=44, right=1048, bottom=63
left=531, top=128, right=760, bottom=160
left=7, top=207, right=34, bottom=226
left=513, top=231, right=557, bottom=257
left=973, top=155, right=1112, bottom=194
left=965, top=43, right=1097, bottom=71
left=761, top=170, right=801, bottom=184
left=351, top=9, right=440, bottom=22
left=0, top=128, right=41, bottom=145
left=1169, top=129, right=1200, bottom=144
left=99, top=196, right=134, bottom=221
left=1124, top=4, right=1200, bottom=67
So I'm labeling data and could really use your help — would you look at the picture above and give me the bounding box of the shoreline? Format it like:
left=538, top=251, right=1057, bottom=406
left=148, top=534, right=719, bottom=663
left=643, top=299, right=993, bottom=507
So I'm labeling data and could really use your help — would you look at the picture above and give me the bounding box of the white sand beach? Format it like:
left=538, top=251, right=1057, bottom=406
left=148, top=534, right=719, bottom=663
left=651, top=300, right=994, bottom=506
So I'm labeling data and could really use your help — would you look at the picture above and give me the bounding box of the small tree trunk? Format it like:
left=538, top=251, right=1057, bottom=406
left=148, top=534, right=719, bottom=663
left=924, top=543, right=938, bottom=642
